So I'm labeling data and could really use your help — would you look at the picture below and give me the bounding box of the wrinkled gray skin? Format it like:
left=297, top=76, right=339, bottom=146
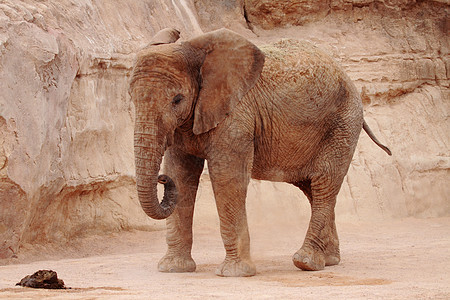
left=130, top=28, right=391, bottom=277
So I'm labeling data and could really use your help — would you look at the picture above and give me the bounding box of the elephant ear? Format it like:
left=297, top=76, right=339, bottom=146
left=187, top=29, right=265, bottom=135
left=148, top=28, right=180, bottom=46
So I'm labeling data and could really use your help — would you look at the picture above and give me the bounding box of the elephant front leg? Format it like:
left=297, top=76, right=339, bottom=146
left=209, top=160, right=256, bottom=277
left=158, top=150, right=204, bottom=273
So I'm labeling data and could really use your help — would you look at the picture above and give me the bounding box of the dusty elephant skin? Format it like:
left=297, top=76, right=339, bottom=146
left=129, top=28, right=391, bottom=277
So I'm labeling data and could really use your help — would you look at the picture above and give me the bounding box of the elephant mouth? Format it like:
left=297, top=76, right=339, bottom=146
left=165, top=132, right=174, bottom=150
left=156, top=174, right=178, bottom=213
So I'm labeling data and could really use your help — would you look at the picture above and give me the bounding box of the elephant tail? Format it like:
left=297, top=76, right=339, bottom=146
left=363, top=120, right=392, bottom=156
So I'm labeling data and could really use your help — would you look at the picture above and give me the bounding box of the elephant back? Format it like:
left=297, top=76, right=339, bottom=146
left=259, top=40, right=344, bottom=89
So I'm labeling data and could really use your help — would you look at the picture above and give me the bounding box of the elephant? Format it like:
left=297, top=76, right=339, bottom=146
left=129, top=28, right=391, bottom=277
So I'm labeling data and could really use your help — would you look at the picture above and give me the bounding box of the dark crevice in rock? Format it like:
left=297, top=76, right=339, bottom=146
left=243, top=3, right=255, bottom=34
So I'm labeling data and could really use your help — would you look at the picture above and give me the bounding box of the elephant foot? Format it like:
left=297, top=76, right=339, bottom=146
left=325, top=236, right=340, bottom=266
left=293, top=247, right=325, bottom=271
left=325, top=253, right=340, bottom=266
left=215, top=259, right=256, bottom=277
left=158, top=254, right=196, bottom=273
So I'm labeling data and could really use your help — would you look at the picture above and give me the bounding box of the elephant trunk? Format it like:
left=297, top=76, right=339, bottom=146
left=134, top=122, right=177, bottom=220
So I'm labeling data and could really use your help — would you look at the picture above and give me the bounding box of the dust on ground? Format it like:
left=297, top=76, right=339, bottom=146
left=0, top=217, right=449, bottom=299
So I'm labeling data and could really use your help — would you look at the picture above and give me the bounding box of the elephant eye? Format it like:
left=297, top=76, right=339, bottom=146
left=172, top=94, right=184, bottom=105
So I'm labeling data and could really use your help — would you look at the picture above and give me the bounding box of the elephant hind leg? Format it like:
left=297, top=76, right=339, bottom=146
left=294, top=179, right=312, bottom=204
left=293, top=175, right=341, bottom=271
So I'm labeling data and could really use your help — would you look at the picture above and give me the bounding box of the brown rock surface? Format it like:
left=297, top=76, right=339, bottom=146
left=0, top=0, right=448, bottom=271
left=16, top=269, right=66, bottom=289
left=244, top=0, right=330, bottom=29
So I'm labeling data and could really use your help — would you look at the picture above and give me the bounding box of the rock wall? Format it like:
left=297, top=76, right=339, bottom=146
left=0, top=0, right=448, bottom=260
left=0, top=0, right=197, bottom=259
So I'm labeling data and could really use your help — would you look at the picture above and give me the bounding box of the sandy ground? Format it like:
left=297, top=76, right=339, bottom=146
left=0, top=217, right=449, bottom=299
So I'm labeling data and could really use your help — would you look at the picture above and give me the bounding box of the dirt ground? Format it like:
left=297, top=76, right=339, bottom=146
left=0, top=217, right=449, bottom=299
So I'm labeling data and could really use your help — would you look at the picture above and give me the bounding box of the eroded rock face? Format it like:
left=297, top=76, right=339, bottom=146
left=244, top=0, right=449, bottom=29
left=0, top=0, right=192, bottom=259
left=0, top=0, right=448, bottom=260
left=244, top=0, right=330, bottom=29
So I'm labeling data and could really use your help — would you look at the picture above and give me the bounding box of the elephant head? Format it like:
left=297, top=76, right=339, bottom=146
left=130, top=28, right=265, bottom=219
